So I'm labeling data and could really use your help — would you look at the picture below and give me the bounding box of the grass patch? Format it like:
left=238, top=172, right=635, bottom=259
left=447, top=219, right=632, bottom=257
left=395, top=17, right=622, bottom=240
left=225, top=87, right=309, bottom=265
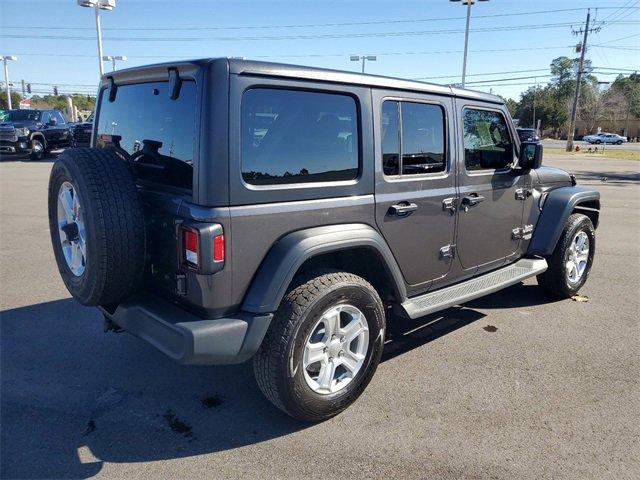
left=544, top=147, right=640, bottom=161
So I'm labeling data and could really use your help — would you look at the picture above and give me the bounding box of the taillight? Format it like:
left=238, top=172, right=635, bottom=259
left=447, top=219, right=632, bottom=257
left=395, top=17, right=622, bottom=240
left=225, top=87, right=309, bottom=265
left=182, top=227, right=199, bottom=268
left=213, top=234, right=225, bottom=263
left=179, top=224, right=224, bottom=273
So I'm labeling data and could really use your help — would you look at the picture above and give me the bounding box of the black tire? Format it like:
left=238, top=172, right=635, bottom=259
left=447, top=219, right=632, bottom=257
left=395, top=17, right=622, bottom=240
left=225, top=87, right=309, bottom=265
left=48, top=148, right=146, bottom=306
left=595, top=140, right=602, bottom=144
left=253, top=271, right=386, bottom=422
left=537, top=213, right=595, bottom=298
left=616, top=140, right=623, bottom=145
left=29, top=138, right=45, bottom=161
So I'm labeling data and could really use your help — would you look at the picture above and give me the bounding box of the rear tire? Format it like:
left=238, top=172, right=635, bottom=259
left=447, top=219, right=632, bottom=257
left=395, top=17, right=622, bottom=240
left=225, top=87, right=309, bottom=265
left=253, top=271, right=385, bottom=422
left=537, top=213, right=595, bottom=298
left=48, top=148, right=146, bottom=306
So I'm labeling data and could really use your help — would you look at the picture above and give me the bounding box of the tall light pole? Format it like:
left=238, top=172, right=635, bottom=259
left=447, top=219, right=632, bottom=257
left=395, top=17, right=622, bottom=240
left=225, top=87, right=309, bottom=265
left=350, top=55, right=377, bottom=73
left=450, top=0, right=489, bottom=88
left=1, top=55, right=17, bottom=110
left=77, top=0, right=116, bottom=77
left=102, top=55, right=127, bottom=72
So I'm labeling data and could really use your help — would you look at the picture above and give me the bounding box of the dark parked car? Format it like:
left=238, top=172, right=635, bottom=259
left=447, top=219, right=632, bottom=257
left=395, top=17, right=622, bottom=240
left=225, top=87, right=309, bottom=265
left=517, top=127, right=540, bottom=143
left=69, top=112, right=94, bottom=148
left=0, top=109, right=71, bottom=160
left=48, top=59, right=599, bottom=422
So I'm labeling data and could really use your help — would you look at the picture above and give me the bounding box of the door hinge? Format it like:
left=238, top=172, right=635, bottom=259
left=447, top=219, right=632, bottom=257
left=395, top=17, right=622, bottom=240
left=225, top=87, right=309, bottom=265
left=439, top=244, right=456, bottom=259
left=511, top=224, right=534, bottom=240
left=442, top=197, right=457, bottom=215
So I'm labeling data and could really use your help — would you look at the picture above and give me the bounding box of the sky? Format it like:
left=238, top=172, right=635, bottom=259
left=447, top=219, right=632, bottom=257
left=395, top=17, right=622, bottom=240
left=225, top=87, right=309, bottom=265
left=1, top=0, right=639, bottom=101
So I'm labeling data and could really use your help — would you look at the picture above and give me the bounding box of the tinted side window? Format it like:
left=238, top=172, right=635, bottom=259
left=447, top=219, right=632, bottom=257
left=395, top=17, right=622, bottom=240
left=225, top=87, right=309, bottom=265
left=401, top=102, right=445, bottom=174
left=381, top=101, right=400, bottom=176
left=41, top=112, right=51, bottom=124
left=463, top=109, right=513, bottom=171
left=241, top=88, right=359, bottom=185
left=53, top=111, right=66, bottom=124
left=95, top=81, right=197, bottom=190
left=381, top=100, right=446, bottom=177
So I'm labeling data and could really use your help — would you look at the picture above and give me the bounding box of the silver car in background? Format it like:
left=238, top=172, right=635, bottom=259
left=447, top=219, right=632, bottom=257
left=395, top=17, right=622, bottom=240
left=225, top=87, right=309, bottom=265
left=583, top=132, right=627, bottom=145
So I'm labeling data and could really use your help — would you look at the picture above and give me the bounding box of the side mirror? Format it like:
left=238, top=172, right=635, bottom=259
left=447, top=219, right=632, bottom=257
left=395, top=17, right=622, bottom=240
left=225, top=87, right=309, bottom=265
left=49, top=117, right=58, bottom=126
left=518, top=142, right=543, bottom=170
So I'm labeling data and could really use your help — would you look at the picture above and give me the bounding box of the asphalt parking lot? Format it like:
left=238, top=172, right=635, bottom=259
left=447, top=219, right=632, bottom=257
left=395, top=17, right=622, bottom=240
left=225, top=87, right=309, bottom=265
left=1, top=153, right=638, bottom=479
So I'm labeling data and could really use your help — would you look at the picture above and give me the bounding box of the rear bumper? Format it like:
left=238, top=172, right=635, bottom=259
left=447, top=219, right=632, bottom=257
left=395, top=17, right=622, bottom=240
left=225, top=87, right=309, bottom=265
left=99, top=294, right=273, bottom=365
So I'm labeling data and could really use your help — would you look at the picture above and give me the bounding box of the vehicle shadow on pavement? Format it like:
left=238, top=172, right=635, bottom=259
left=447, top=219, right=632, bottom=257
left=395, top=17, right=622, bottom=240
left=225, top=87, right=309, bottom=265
left=1, top=298, right=305, bottom=479
left=0, top=283, right=557, bottom=479
left=383, top=283, right=560, bottom=362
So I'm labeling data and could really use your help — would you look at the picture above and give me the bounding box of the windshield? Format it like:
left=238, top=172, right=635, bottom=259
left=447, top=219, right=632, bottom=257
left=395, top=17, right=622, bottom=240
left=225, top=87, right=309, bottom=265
left=4, top=110, right=42, bottom=122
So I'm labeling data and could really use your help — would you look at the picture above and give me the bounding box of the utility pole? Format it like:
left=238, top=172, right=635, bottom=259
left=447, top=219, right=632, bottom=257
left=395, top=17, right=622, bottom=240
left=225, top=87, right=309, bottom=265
left=21, top=79, right=26, bottom=96
left=532, top=79, right=537, bottom=131
left=450, top=0, right=490, bottom=88
left=1, top=56, right=17, bottom=110
left=77, top=1, right=116, bottom=78
left=566, top=9, right=599, bottom=152
left=623, top=71, right=636, bottom=139
left=349, top=55, right=377, bottom=73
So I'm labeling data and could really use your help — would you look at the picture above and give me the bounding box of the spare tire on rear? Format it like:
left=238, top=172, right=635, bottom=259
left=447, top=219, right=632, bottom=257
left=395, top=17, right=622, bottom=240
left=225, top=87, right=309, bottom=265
left=48, top=148, right=146, bottom=306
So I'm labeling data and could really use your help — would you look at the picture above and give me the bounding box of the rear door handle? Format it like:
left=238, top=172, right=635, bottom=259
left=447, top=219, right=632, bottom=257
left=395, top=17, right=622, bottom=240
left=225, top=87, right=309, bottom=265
left=461, top=194, right=485, bottom=208
left=388, top=202, right=418, bottom=216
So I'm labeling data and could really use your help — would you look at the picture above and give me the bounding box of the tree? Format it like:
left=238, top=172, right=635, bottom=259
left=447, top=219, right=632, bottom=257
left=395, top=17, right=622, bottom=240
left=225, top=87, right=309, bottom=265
left=29, top=94, right=96, bottom=112
left=499, top=96, right=518, bottom=118
left=610, top=73, right=640, bottom=117
left=0, top=91, right=22, bottom=109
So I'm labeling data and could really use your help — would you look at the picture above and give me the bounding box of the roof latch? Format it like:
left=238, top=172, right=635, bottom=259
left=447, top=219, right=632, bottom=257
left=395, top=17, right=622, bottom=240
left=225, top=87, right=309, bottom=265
left=168, top=68, right=182, bottom=100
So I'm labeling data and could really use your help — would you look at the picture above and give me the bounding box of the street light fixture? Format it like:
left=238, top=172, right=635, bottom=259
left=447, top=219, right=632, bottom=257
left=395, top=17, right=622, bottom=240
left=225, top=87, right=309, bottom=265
left=450, top=0, right=489, bottom=88
left=1, top=55, right=18, bottom=110
left=77, top=0, right=116, bottom=77
left=102, top=55, right=127, bottom=71
left=350, top=55, right=377, bottom=73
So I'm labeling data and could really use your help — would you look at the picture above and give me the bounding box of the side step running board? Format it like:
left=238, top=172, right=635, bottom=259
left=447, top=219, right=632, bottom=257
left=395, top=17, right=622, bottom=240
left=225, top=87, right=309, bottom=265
left=401, top=258, right=548, bottom=319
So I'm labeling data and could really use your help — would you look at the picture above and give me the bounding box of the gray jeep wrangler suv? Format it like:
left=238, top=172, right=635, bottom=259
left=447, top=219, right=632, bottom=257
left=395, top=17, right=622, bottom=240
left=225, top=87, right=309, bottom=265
left=48, top=59, right=599, bottom=422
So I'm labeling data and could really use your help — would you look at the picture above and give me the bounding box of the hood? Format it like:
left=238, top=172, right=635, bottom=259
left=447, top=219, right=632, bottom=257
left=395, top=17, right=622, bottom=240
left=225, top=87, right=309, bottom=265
left=0, top=120, right=39, bottom=129
left=534, top=166, right=572, bottom=186
left=69, top=122, right=93, bottom=129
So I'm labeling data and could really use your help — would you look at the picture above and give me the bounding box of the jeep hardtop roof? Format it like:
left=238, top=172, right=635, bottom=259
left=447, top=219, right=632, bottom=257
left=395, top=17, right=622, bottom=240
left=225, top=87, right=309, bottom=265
left=100, top=58, right=504, bottom=105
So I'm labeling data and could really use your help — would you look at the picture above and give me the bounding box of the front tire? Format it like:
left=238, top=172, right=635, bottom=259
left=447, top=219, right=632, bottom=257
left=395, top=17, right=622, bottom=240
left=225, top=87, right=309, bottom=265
left=29, top=138, right=45, bottom=160
left=616, top=140, right=623, bottom=145
left=253, top=271, right=385, bottom=422
left=537, top=213, right=595, bottom=298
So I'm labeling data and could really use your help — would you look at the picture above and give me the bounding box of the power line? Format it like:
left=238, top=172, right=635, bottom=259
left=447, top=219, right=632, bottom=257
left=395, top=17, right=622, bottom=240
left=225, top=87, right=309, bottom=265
left=6, top=21, right=639, bottom=42
left=602, top=0, right=640, bottom=24
left=2, top=7, right=638, bottom=32
left=8, top=45, right=579, bottom=61
left=601, top=0, right=636, bottom=21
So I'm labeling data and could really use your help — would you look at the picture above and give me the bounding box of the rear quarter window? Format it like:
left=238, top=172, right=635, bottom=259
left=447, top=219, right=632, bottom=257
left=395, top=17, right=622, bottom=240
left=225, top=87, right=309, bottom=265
left=95, top=81, right=197, bottom=191
left=241, top=88, right=359, bottom=186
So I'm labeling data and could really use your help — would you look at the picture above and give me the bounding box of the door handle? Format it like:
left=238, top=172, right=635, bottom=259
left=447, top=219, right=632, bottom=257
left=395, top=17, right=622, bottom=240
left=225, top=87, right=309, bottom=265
left=461, top=194, right=485, bottom=208
left=388, top=202, right=418, bottom=216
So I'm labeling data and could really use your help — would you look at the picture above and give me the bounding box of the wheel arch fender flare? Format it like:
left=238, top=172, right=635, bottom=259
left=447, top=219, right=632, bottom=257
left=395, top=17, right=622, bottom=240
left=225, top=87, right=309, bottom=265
left=29, top=132, right=46, bottom=148
left=241, top=223, right=407, bottom=314
left=527, top=186, right=600, bottom=256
